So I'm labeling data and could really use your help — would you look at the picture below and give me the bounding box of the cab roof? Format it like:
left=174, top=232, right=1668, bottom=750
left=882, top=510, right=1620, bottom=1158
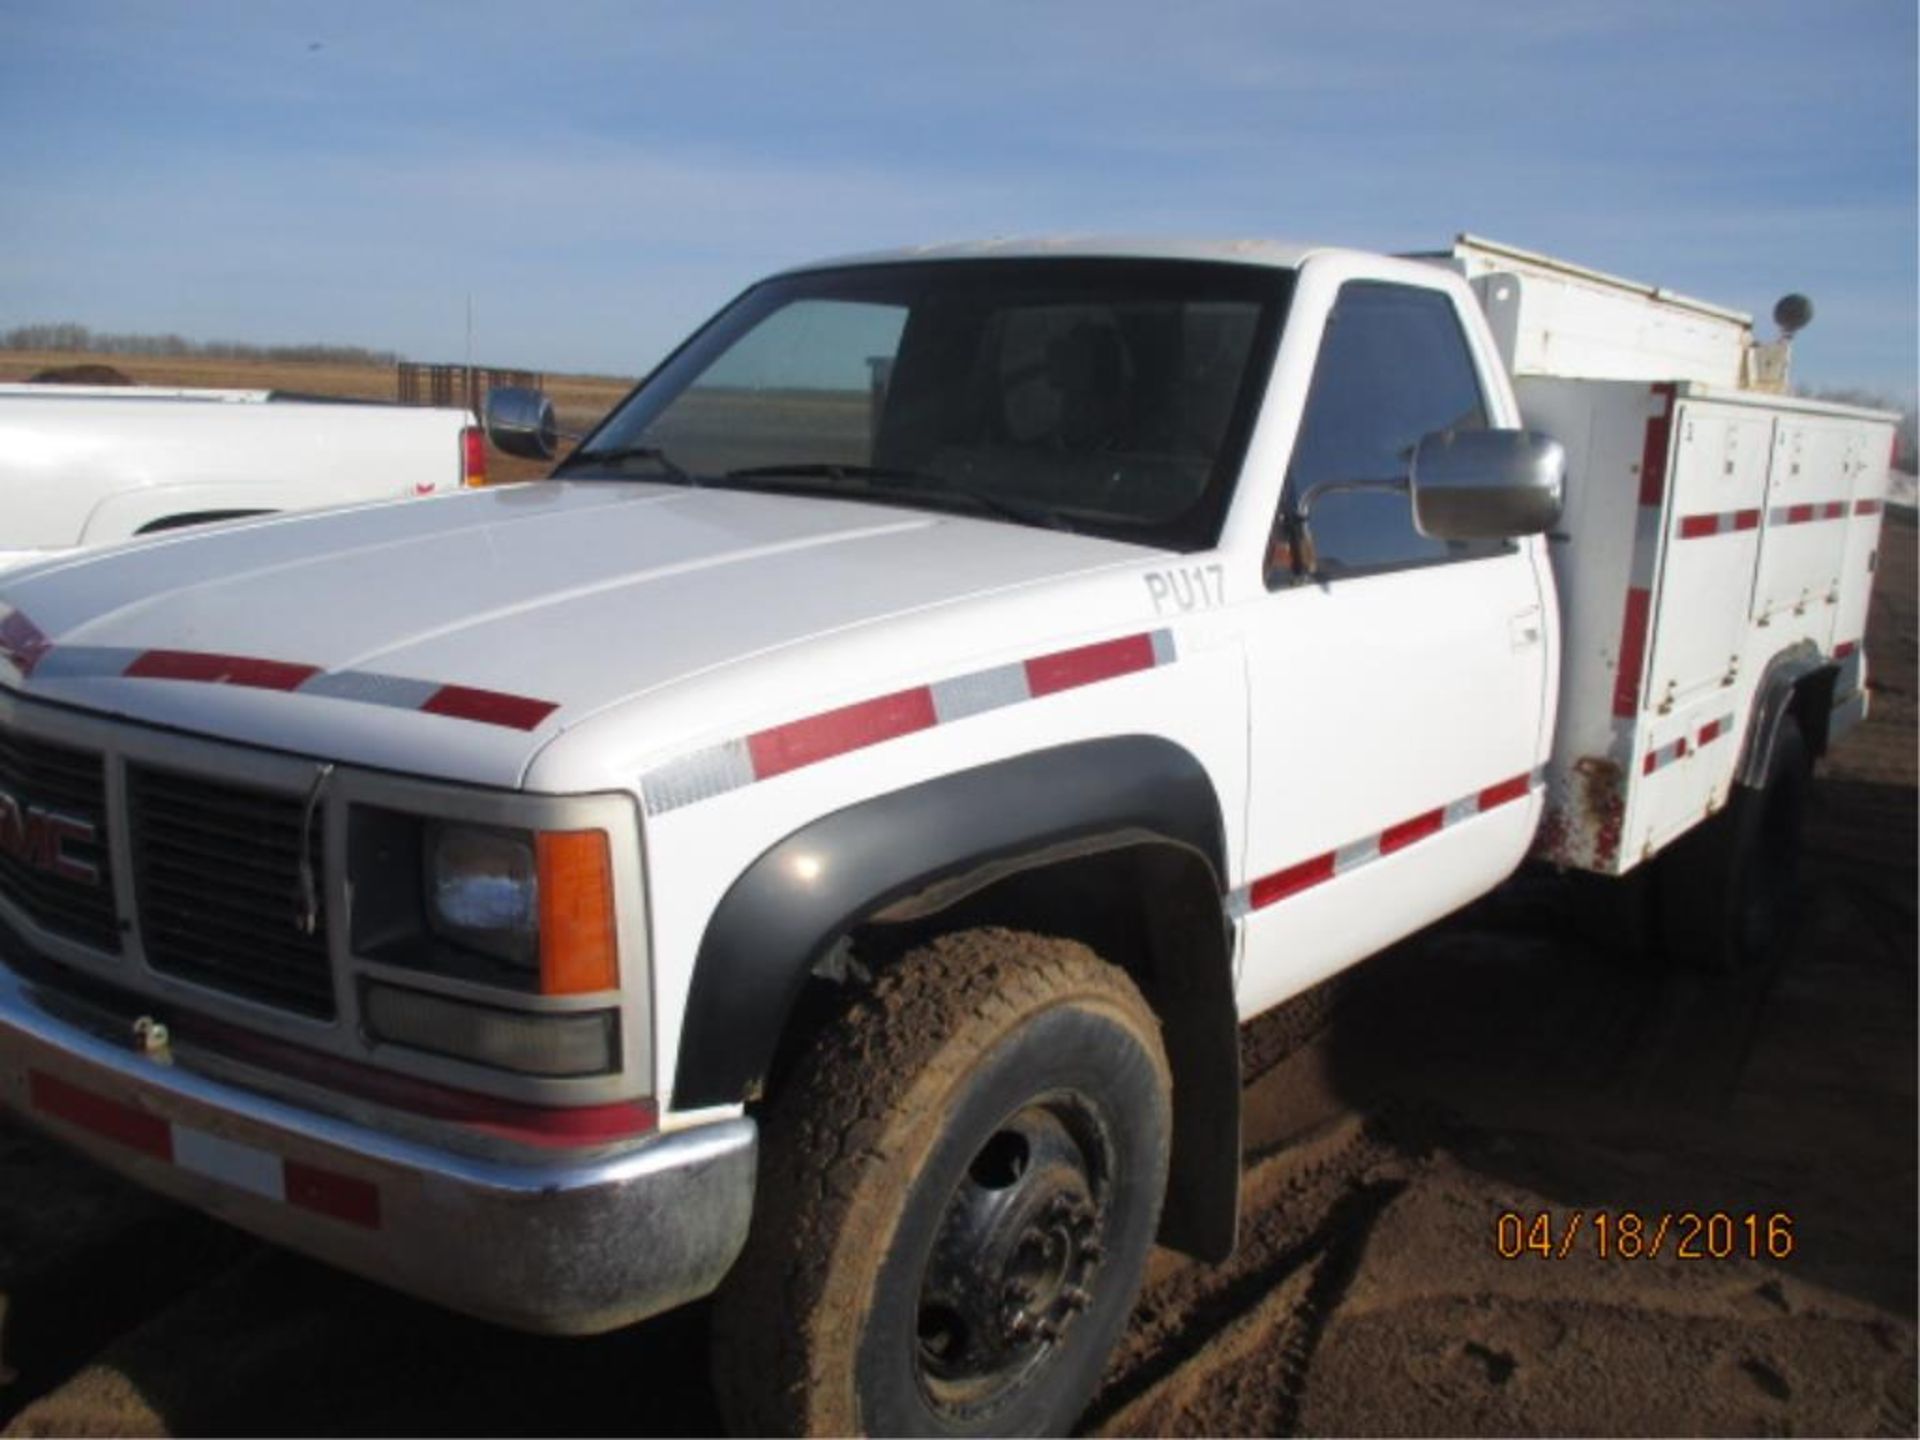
left=777, top=235, right=1327, bottom=275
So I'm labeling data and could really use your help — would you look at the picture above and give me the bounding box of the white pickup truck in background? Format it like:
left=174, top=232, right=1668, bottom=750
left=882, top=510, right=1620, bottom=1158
left=0, top=383, right=485, bottom=571
left=0, top=234, right=1895, bottom=1435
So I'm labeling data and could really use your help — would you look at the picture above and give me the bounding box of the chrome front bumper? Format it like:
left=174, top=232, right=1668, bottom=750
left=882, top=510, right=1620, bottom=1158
left=0, top=960, right=755, bottom=1336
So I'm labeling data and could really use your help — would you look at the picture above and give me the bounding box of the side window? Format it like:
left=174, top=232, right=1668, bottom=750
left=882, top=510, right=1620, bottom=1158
left=1280, top=281, right=1500, bottom=579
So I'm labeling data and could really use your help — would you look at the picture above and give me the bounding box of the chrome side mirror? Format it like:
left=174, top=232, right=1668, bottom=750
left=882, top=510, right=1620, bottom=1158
left=1410, top=428, right=1565, bottom=540
left=485, top=386, right=558, bottom=461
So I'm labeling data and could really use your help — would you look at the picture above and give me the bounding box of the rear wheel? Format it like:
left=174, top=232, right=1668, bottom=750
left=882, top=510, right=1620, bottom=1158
left=711, top=928, right=1171, bottom=1436
left=1657, top=714, right=1814, bottom=972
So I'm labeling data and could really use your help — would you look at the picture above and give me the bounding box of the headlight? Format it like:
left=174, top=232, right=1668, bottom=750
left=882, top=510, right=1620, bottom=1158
left=409, top=821, right=618, bottom=996
left=427, top=823, right=538, bottom=970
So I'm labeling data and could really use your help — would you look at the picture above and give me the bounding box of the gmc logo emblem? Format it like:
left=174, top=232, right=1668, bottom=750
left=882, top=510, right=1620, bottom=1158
left=0, top=789, right=99, bottom=887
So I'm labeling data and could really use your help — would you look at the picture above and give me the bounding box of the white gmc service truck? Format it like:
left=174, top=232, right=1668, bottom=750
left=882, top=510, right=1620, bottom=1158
left=0, top=382, right=486, bottom=571
left=0, top=236, right=1893, bottom=1435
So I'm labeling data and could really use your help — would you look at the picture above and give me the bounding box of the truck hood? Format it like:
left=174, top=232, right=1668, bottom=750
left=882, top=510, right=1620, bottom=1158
left=0, top=482, right=1155, bottom=787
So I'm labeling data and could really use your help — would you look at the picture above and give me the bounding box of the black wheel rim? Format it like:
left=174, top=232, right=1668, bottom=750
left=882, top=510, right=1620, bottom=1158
left=911, top=1094, right=1113, bottom=1420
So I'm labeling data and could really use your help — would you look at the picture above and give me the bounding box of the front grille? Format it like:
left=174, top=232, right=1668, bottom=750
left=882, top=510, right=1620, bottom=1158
left=128, top=765, right=336, bottom=1019
left=0, top=728, right=118, bottom=950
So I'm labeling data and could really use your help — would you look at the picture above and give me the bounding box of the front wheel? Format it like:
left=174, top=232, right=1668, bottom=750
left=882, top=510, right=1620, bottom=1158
left=711, top=928, right=1172, bottom=1436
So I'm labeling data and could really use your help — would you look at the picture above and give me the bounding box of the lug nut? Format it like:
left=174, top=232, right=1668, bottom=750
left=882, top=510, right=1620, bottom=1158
left=1005, top=1309, right=1033, bottom=1339
left=1062, top=1285, right=1091, bottom=1311
left=1080, top=1239, right=1104, bottom=1263
left=1036, top=1317, right=1061, bottom=1342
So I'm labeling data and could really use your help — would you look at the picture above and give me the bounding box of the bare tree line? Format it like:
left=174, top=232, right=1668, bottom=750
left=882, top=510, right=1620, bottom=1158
left=1, top=322, right=398, bottom=368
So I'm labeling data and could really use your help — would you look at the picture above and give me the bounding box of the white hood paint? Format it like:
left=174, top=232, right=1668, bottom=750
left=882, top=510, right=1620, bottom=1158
left=0, top=482, right=1158, bottom=788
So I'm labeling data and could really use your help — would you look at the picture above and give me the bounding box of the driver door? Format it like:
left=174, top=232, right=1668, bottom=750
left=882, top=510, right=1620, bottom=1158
left=1236, top=279, right=1550, bottom=1016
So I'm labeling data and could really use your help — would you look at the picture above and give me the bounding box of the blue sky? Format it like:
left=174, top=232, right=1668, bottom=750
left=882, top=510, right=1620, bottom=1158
left=1, top=1, right=1913, bottom=397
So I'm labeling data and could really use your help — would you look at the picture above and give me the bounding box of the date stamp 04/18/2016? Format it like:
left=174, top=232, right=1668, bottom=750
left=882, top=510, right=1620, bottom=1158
left=1494, top=1210, right=1796, bottom=1261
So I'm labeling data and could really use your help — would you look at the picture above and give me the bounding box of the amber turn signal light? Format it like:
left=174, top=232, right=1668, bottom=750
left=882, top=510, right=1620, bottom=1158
left=535, top=830, right=617, bottom=994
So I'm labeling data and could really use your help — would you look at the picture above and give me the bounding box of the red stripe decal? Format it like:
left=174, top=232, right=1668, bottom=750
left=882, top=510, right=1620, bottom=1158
left=1380, top=807, right=1445, bottom=854
left=1699, top=719, right=1724, bottom=745
left=747, top=687, right=936, bottom=780
left=1834, top=640, right=1858, bottom=660
left=1612, top=586, right=1652, bottom=718
left=1856, top=499, right=1882, bottom=517
left=1639, top=383, right=1675, bottom=507
left=283, top=1161, right=382, bottom=1229
left=29, top=1071, right=173, bottom=1160
left=1733, top=509, right=1761, bottom=531
left=1821, top=501, right=1846, bottom=521
left=1787, top=503, right=1815, bottom=525
left=1678, top=514, right=1719, bottom=539
left=124, top=649, right=319, bottom=692
left=1250, top=852, right=1336, bottom=910
left=1024, top=633, right=1157, bottom=698
left=420, top=684, right=558, bottom=731
left=1477, top=773, right=1531, bottom=811
left=0, top=608, right=54, bottom=677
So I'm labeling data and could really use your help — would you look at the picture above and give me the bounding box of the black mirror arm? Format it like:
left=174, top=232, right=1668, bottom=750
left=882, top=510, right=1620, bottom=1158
left=1288, top=475, right=1411, bottom=577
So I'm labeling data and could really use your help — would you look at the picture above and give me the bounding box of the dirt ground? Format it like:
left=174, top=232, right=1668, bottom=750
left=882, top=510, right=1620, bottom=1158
left=0, top=474, right=1911, bottom=1432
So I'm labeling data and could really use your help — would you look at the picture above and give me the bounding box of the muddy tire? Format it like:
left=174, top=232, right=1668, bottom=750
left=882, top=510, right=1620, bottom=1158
left=1657, top=715, right=1814, bottom=973
left=710, top=928, right=1172, bottom=1437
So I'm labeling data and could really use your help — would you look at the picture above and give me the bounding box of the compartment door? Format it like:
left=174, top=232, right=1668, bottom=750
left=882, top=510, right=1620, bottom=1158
left=1753, top=416, right=1855, bottom=624
left=1644, top=401, right=1770, bottom=712
left=1832, top=424, right=1891, bottom=655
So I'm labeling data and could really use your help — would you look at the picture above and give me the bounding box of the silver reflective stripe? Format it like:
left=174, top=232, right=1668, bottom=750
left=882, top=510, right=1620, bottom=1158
left=173, top=1126, right=285, bottom=1202
left=30, top=645, right=143, bottom=680
left=1149, top=628, right=1179, bottom=666
left=1332, top=835, right=1379, bottom=875
left=1646, top=738, right=1687, bottom=772
left=299, top=669, right=441, bottom=710
left=929, top=663, right=1030, bottom=724
left=642, top=740, right=757, bottom=816
left=1628, top=502, right=1663, bottom=587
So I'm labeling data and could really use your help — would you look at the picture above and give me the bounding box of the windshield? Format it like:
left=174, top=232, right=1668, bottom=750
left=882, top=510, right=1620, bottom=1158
left=558, top=257, right=1293, bottom=550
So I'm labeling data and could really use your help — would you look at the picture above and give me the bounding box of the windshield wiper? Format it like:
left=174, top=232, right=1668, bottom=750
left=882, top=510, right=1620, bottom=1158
left=563, top=443, right=697, bottom=483
left=722, top=463, right=1073, bottom=532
